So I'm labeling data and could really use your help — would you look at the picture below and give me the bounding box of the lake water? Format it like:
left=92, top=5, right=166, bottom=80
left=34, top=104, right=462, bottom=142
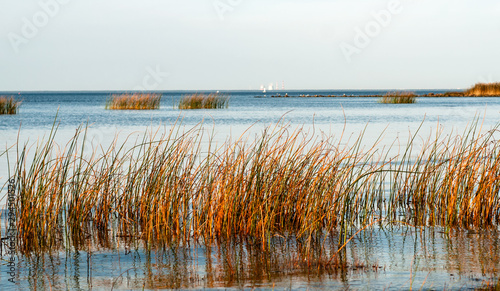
left=1, top=90, right=500, bottom=290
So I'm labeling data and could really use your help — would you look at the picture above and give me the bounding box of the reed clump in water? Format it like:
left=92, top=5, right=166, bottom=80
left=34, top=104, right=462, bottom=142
left=10, top=121, right=383, bottom=254
left=179, top=93, right=229, bottom=109
left=379, top=92, right=417, bottom=104
left=9, top=119, right=500, bottom=256
left=105, top=93, right=161, bottom=110
left=0, top=96, right=22, bottom=114
left=388, top=120, right=500, bottom=228
left=464, top=82, right=500, bottom=97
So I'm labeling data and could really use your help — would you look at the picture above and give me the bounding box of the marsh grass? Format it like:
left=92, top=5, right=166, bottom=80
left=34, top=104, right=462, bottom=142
left=465, top=82, right=500, bottom=97
left=105, top=93, right=161, bottom=110
left=179, top=93, right=229, bottom=109
left=9, top=119, right=500, bottom=257
left=0, top=96, right=21, bottom=114
left=387, top=119, right=500, bottom=228
left=379, top=92, right=417, bottom=104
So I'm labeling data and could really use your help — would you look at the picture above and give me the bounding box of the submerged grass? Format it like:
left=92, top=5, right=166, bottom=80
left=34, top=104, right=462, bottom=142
left=105, top=93, right=161, bottom=110
left=7, top=118, right=500, bottom=256
left=0, top=96, right=22, bottom=114
left=179, top=93, right=229, bottom=109
left=379, top=92, right=417, bottom=104
left=465, top=82, right=500, bottom=97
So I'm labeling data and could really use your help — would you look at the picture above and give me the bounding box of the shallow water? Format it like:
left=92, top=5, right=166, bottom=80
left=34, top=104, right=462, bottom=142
left=1, top=90, right=500, bottom=289
left=1, top=223, right=498, bottom=290
left=1, top=90, right=498, bottom=176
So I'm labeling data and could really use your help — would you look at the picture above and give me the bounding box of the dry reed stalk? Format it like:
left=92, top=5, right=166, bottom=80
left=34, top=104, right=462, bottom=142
left=105, top=93, right=161, bottom=110
left=387, top=119, right=500, bottom=228
left=179, top=93, right=229, bottom=109
left=193, top=123, right=388, bottom=248
left=9, top=118, right=500, bottom=255
left=0, top=96, right=22, bottom=114
left=465, top=82, right=500, bottom=97
left=379, top=92, right=417, bottom=104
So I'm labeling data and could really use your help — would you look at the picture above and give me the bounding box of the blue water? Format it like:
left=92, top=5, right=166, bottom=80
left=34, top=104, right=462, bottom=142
left=1, top=90, right=496, bottom=130
left=0, top=225, right=498, bottom=290
left=1, top=90, right=500, bottom=290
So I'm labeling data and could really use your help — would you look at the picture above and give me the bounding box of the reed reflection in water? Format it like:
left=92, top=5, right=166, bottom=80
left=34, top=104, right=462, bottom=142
left=4, top=227, right=499, bottom=290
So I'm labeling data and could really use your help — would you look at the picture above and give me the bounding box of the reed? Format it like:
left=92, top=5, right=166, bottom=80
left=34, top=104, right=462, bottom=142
left=464, top=82, right=500, bottom=97
left=178, top=93, right=229, bottom=109
left=0, top=96, right=21, bottom=114
left=9, top=119, right=500, bottom=256
left=379, top=91, right=417, bottom=104
left=105, top=93, right=161, bottom=110
left=387, top=119, right=500, bottom=228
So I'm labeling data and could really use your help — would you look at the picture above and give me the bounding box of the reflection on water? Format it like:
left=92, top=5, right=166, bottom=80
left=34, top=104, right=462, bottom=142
left=1, top=92, right=500, bottom=289
left=1, top=227, right=499, bottom=289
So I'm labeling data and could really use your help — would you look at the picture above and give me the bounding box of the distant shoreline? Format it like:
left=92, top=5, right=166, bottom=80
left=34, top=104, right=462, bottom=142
left=262, top=83, right=500, bottom=98
left=0, top=89, right=459, bottom=95
left=1, top=82, right=499, bottom=97
left=260, top=92, right=469, bottom=98
left=261, top=92, right=478, bottom=98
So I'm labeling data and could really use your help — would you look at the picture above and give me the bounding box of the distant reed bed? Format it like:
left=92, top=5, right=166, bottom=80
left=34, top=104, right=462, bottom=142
left=379, top=91, right=417, bottom=104
left=465, top=82, right=500, bottom=97
left=0, top=96, right=21, bottom=114
left=179, top=93, right=229, bottom=109
left=105, top=93, right=161, bottom=110
left=7, top=119, right=500, bottom=255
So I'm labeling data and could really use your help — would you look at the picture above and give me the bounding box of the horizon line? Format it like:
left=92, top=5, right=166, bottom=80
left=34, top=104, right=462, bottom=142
left=0, top=88, right=463, bottom=94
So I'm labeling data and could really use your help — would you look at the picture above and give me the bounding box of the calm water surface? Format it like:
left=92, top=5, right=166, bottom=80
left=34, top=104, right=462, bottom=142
left=1, top=90, right=499, bottom=289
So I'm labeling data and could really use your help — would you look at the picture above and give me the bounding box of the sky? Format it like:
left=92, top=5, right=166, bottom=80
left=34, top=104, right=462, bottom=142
left=1, top=0, right=500, bottom=91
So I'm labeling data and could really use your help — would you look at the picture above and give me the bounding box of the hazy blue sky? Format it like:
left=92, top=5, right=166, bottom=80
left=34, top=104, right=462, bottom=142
left=1, top=0, right=499, bottom=91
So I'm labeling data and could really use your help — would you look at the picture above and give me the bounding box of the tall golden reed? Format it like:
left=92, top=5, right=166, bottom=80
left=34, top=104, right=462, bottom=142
left=464, top=82, right=500, bottom=97
left=105, top=93, right=161, bottom=110
left=179, top=93, right=229, bottom=109
left=0, top=96, right=21, bottom=114
left=8, top=119, right=500, bottom=255
left=379, top=92, right=417, bottom=104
